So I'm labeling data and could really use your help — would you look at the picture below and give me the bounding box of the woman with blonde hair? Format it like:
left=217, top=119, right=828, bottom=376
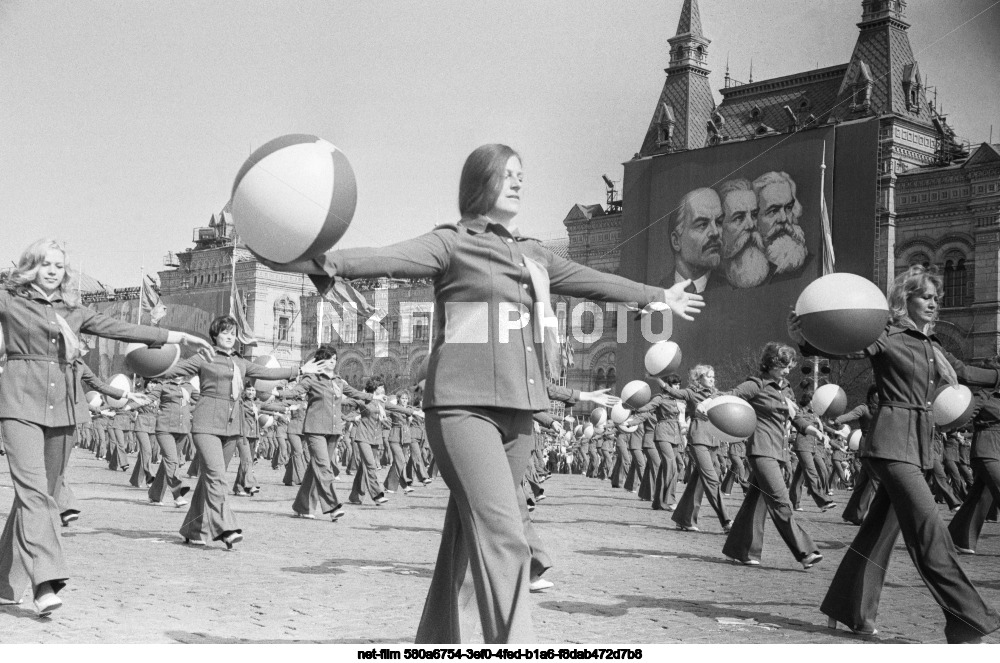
left=792, top=265, right=1000, bottom=642
left=262, top=143, right=702, bottom=643
left=0, top=239, right=214, bottom=616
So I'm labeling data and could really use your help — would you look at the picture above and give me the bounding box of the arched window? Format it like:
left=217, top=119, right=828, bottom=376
left=908, top=252, right=931, bottom=268
left=594, top=368, right=605, bottom=391
left=943, top=258, right=968, bottom=308
left=606, top=367, right=617, bottom=390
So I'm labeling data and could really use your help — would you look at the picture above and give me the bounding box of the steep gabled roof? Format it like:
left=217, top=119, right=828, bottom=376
left=563, top=203, right=606, bottom=224
left=963, top=143, right=1000, bottom=168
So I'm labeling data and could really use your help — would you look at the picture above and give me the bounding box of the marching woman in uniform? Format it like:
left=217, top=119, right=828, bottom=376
left=263, top=143, right=702, bottom=643
left=383, top=390, right=422, bottom=495
left=128, top=379, right=158, bottom=488
left=147, top=377, right=191, bottom=507
left=949, top=375, right=1000, bottom=554
left=834, top=385, right=878, bottom=525
left=792, top=265, right=1000, bottom=642
left=0, top=239, right=213, bottom=615
left=158, top=315, right=327, bottom=549
left=719, top=343, right=825, bottom=568
left=282, top=394, right=308, bottom=486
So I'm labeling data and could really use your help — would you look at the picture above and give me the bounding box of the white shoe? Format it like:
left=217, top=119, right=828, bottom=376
left=801, top=552, right=824, bottom=569
left=403, top=486, right=414, bottom=493
left=374, top=496, right=389, bottom=505
left=34, top=591, right=62, bottom=617
left=174, top=497, right=188, bottom=508
left=149, top=500, right=165, bottom=506
left=330, top=507, right=346, bottom=521
left=529, top=578, right=554, bottom=592
left=294, top=512, right=316, bottom=519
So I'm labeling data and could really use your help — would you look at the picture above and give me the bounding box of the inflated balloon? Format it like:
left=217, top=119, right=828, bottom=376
left=811, top=383, right=848, bottom=419
left=848, top=429, right=862, bottom=451
left=85, top=391, right=103, bottom=409
left=106, top=374, right=133, bottom=409
left=836, top=424, right=851, bottom=438
left=932, top=384, right=974, bottom=431
left=124, top=343, right=181, bottom=379
left=590, top=408, right=607, bottom=426
left=257, top=413, right=275, bottom=430
left=253, top=355, right=284, bottom=394
left=706, top=395, right=757, bottom=439
left=621, top=380, right=652, bottom=409
left=795, top=273, right=890, bottom=355
left=610, top=402, right=631, bottom=425
left=232, top=134, right=357, bottom=263
left=619, top=422, right=639, bottom=434
left=644, top=340, right=682, bottom=378
left=573, top=424, right=584, bottom=438
left=583, top=424, right=595, bottom=439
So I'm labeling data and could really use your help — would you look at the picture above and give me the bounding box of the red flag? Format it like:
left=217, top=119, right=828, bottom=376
left=140, top=274, right=167, bottom=325
left=324, top=279, right=378, bottom=318
left=229, top=280, right=258, bottom=347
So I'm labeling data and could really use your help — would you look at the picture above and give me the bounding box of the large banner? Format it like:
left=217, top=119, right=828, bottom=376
left=618, top=121, right=879, bottom=385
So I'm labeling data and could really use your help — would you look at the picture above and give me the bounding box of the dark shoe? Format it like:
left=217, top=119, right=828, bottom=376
left=60, top=511, right=80, bottom=527
left=722, top=521, right=732, bottom=534
left=827, top=616, right=876, bottom=636
left=726, top=557, right=760, bottom=566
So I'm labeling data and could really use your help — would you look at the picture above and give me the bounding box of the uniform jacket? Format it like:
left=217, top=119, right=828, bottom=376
left=312, top=215, right=666, bottom=411
left=351, top=399, right=408, bottom=446
left=661, top=383, right=723, bottom=448
left=727, top=376, right=810, bottom=460
left=152, top=381, right=191, bottom=434
left=0, top=285, right=168, bottom=427
left=159, top=350, right=297, bottom=437
left=281, top=374, right=370, bottom=436
left=804, top=322, right=999, bottom=470
left=971, top=391, right=1000, bottom=460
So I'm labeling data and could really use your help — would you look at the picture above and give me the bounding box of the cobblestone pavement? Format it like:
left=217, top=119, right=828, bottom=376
left=1, top=453, right=998, bottom=644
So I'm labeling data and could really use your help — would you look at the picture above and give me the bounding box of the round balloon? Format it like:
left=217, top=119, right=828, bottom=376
left=811, top=383, right=848, bottom=419
left=583, top=424, right=595, bottom=439
left=644, top=340, right=682, bottom=378
left=257, top=413, right=274, bottom=430
left=932, top=384, right=974, bottom=431
left=85, top=390, right=103, bottom=409
left=619, top=422, right=639, bottom=434
left=706, top=395, right=757, bottom=439
left=106, top=374, right=132, bottom=409
left=795, top=273, right=890, bottom=355
left=232, top=134, right=357, bottom=263
left=621, top=380, right=652, bottom=409
left=590, top=407, right=607, bottom=426
left=573, top=424, right=584, bottom=438
left=253, top=355, right=284, bottom=394
left=124, top=343, right=181, bottom=378
left=848, top=429, right=862, bottom=451
left=610, top=402, right=631, bottom=425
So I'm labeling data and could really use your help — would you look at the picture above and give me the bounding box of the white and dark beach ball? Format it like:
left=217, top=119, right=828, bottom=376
left=610, top=402, right=631, bottom=425
left=106, top=374, right=132, bottom=408
left=85, top=391, right=103, bottom=409
left=232, top=134, right=357, bottom=263
left=583, top=424, right=595, bottom=439
left=644, top=341, right=682, bottom=378
left=124, top=343, right=181, bottom=379
left=795, top=273, right=890, bottom=355
left=706, top=395, right=757, bottom=439
left=257, top=414, right=275, bottom=430
left=621, top=380, right=652, bottom=409
left=811, top=383, right=848, bottom=419
left=932, top=384, right=974, bottom=431
left=848, top=429, right=862, bottom=451
left=590, top=408, right=607, bottom=426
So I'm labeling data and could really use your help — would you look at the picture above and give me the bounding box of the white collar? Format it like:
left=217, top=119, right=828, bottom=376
left=674, top=270, right=710, bottom=294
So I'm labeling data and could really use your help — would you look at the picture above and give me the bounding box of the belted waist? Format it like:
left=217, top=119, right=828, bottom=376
left=199, top=393, right=237, bottom=402
left=879, top=400, right=930, bottom=412
left=6, top=353, right=69, bottom=365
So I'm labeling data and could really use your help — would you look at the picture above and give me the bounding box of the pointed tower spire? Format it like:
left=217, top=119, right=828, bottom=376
left=638, top=0, right=715, bottom=156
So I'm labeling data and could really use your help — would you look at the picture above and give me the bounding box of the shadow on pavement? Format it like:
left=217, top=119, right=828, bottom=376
left=282, top=557, right=433, bottom=578
left=165, top=631, right=411, bottom=644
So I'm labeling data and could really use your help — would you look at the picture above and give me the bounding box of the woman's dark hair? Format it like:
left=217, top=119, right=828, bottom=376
left=665, top=373, right=682, bottom=387
left=364, top=376, right=385, bottom=394
left=313, top=344, right=338, bottom=362
left=209, top=315, right=238, bottom=344
left=458, top=144, right=521, bottom=217
left=798, top=389, right=814, bottom=408
left=759, top=342, right=797, bottom=374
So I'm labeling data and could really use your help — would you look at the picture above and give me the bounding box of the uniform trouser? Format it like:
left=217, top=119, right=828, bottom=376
left=187, top=450, right=201, bottom=478
left=53, top=427, right=80, bottom=518
left=610, top=442, right=630, bottom=488
left=149, top=432, right=188, bottom=503
left=179, top=433, right=240, bottom=542
left=349, top=442, right=384, bottom=503
left=93, top=427, right=108, bottom=459
left=415, top=407, right=534, bottom=644
left=673, top=444, right=729, bottom=528
left=942, top=457, right=969, bottom=501
left=128, top=431, right=154, bottom=487
left=929, top=458, right=962, bottom=509
left=180, top=434, right=195, bottom=461
left=406, top=440, right=430, bottom=483
left=948, top=458, right=1000, bottom=552
left=721, top=443, right=749, bottom=494
left=651, top=441, right=677, bottom=510
left=326, top=437, right=342, bottom=478
left=107, top=427, right=129, bottom=471
left=790, top=449, right=833, bottom=509
left=283, top=432, right=307, bottom=486
left=639, top=445, right=659, bottom=501
left=272, top=430, right=290, bottom=470
left=722, top=456, right=816, bottom=563
left=842, top=460, right=880, bottom=524
left=233, top=437, right=257, bottom=491
left=624, top=449, right=645, bottom=492
left=813, top=453, right=830, bottom=493
left=598, top=448, right=614, bottom=480
left=0, top=420, right=72, bottom=601
left=821, top=459, right=1000, bottom=643
left=383, top=441, right=410, bottom=492
left=293, top=434, right=343, bottom=515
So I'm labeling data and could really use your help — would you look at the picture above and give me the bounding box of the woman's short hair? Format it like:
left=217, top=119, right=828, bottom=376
left=688, top=364, right=714, bottom=387
left=887, top=264, right=942, bottom=327
left=798, top=389, right=814, bottom=407
left=458, top=144, right=521, bottom=217
left=8, top=239, right=78, bottom=307
left=313, top=344, right=338, bottom=362
left=208, top=315, right=238, bottom=344
left=364, top=376, right=385, bottom=394
left=759, top=342, right=797, bottom=374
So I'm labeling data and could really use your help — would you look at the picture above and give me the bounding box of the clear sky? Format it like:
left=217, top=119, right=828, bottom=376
left=1, top=0, right=998, bottom=287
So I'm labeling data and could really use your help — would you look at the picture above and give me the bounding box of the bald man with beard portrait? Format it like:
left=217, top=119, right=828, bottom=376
left=717, top=178, right=769, bottom=289
left=753, top=171, right=810, bottom=276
